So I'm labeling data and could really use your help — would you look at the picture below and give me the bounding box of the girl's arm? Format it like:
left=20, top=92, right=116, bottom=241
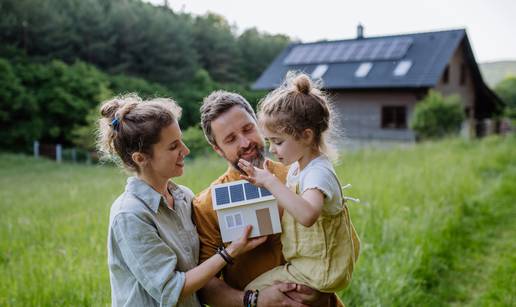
left=238, top=159, right=324, bottom=227
left=180, top=225, right=266, bottom=299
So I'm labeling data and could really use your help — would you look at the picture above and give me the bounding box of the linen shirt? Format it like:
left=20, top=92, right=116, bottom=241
left=108, top=176, right=201, bottom=307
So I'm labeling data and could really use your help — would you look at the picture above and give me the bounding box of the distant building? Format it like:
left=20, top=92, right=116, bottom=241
left=253, top=27, right=504, bottom=143
left=212, top=180, right=281, bottom=243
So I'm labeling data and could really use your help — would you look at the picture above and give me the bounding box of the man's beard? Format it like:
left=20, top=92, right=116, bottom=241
left=227, top=143, right=265, bottom=174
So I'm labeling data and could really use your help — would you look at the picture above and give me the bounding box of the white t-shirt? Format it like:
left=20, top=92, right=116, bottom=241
left=286, top=155, right=343, bottom=215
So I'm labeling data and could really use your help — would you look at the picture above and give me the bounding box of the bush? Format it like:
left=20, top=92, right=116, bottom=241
left=181, top=125, right=212, bottom=158
left=410, top=90, right=465, bottom=140
left=494, top=76, right=516, bottom=119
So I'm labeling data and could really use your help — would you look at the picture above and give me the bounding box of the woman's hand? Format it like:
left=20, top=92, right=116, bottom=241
left=238, top=159, right=276, bottom=188
left=226, top=225, right=267, bottom=258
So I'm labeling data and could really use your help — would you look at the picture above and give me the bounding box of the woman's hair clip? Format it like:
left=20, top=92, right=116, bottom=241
left=111, top=117, right=120, bottom=130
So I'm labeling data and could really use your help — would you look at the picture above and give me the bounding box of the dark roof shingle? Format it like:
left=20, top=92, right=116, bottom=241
left=253, top=29, right=466, bottom=90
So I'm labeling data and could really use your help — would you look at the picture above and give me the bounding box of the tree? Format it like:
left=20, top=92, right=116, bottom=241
left=410, top=90, right=465, bottom=140
left=0, top=58, right=41, bottom=151
left=238, top=28, right=290, bottom=82
left=15, top=60, right=111, bottom=145
left=192, top=13, right=242, bottom=82
left=494, top=76, right=516, bottom=119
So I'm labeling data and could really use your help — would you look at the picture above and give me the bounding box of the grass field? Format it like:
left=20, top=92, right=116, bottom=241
left=1, top=136, right=515, bottom=306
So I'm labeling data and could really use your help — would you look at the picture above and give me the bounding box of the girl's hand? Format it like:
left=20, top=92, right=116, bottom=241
left=226, top=225, right=267, bottom=257
left=238, top=159, right=276, bottom=188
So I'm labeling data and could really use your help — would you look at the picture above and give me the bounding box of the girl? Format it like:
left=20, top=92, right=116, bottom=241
left=98, top=94, right=265, bottom=307
left=238, top=73, right=360, bottom=295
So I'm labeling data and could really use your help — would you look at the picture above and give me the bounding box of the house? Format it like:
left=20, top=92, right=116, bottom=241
left=253, top=26, right=504, bottom=143
left=211, top=180, right=282, bottom=243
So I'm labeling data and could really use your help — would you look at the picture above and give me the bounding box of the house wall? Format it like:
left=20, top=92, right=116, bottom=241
left=218, top=201, right=281, bottom=243
left=331, top=90, right=419, bottom=143
left=330, top=42, right=478, bottom=143
left=434, top=41, right=477, bottom=120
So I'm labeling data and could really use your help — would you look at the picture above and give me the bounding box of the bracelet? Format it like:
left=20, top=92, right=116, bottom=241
left=243, top=290, right=253, bottom=306
left=216, top=246, right=234, bottom=265
left=252, top=289, right=259, bottom=307
left=243, top=289, right=259, bottom=307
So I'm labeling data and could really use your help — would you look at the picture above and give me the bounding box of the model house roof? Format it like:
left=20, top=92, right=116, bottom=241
left=253, top=29, right=481, bottom=90
left=211, top=180, right=274, bottom=210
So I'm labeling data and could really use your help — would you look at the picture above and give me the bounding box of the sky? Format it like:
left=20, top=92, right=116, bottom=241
left=145, top=0, right=516, bottom=63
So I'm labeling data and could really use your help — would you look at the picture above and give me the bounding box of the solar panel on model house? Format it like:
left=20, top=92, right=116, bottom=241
left=214, top=182, right=273, bottom=206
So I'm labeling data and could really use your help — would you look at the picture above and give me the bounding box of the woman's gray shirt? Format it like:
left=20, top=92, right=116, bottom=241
left=108, top=177, right=201, bottom=307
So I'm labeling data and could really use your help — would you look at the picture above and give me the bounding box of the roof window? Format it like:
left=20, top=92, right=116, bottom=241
left=311, top=64, right=328, bottom=79
left=355, top=62, right=373, bottom=78
left=393, top=60, right=412, bottom=76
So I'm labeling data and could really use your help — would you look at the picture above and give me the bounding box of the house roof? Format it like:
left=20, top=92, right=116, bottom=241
left=253, top=29, right=471, bottom=90
left=211, top=180, right=275, bottom=211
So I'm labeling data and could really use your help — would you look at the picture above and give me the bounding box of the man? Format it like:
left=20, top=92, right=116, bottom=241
left=193, top=90, right=341, bottom=306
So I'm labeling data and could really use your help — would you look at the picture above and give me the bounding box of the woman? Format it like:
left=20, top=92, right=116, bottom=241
left=97, top=94, right=265, bottom=306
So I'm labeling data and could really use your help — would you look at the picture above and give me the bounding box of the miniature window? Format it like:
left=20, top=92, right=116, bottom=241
left=225, top=212, right=244, bottom=229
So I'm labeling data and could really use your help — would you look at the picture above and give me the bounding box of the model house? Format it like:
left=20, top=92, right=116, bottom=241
left=211, top=180, right=282, bottom=243
left=254, top=27, right=504, bottom=143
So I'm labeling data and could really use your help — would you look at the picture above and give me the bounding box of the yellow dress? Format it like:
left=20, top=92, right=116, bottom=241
left=245, top=157, right=360, bottom=293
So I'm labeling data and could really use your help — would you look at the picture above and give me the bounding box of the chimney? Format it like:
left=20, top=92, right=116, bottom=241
left=357, top=23, right=364, bottom=39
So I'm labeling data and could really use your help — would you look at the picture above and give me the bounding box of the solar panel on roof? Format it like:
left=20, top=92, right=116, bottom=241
left=215, top=187, right=230, bottom=206
left=328, top=43, right=345, bottom=62
left=260, top=187, right=272, bottom=197
left=354, top=43, right=368, bottom=61
left=340, top=43, right=355, bottom=62
left=283, top=37, right=413, bottom=65
left=318, top=44, right=334, bottom=62
left=370, top=40, right=385, bottom=58
left=244, top=183, right=260, bottom=200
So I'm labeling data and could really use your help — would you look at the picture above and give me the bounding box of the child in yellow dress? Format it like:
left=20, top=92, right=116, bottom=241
left=238, top=72, right=360, bottom=295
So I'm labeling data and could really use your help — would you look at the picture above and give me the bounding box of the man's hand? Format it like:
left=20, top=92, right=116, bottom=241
left=257, top=282, right=310, bottom=307
left=284, top=284, right=333, bottom=306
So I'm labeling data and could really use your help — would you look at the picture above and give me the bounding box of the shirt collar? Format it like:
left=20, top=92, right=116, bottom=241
left=225, top=166, right=243, bottom=181
left=125, top=177, right=163, bottom=213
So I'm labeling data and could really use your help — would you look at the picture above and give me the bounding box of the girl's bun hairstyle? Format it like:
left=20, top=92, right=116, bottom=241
left=257, top=71, right=338, bottom=159
left=293, top=74, right=311, bottom=95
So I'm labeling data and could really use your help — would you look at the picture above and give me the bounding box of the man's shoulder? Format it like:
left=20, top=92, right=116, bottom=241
left=268, top=160, right=289, bottom=183
left=193, top=171, right=230, bottom=211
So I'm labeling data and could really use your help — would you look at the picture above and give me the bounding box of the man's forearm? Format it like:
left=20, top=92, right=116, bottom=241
left=198, top=276, right=244, bottom=307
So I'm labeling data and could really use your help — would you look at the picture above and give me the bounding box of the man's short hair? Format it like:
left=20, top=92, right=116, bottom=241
left=200, top=90, right=257, bottom=145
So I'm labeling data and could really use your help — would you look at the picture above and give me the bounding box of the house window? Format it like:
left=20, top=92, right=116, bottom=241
left=311, top=64, right=328, bottom=79
left=355, top=62, right=373, bottom=78
left=460, top=63, right=466, bottom=85
left=393, top=60, right=412, bottom=76
left=381, top=106, right=407, bottom=129
left=442, top=65, right=450, bottom=84
left=225, top=212, right=244, bottom=229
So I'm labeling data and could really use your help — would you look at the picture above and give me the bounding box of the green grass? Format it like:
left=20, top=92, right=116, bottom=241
left=1, top=136, right=515, bottom=306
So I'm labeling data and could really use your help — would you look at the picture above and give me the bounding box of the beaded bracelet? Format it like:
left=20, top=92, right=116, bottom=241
left=243, top=290, right=253, bottom=306
left=243, top=289, right=259, bottom=307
